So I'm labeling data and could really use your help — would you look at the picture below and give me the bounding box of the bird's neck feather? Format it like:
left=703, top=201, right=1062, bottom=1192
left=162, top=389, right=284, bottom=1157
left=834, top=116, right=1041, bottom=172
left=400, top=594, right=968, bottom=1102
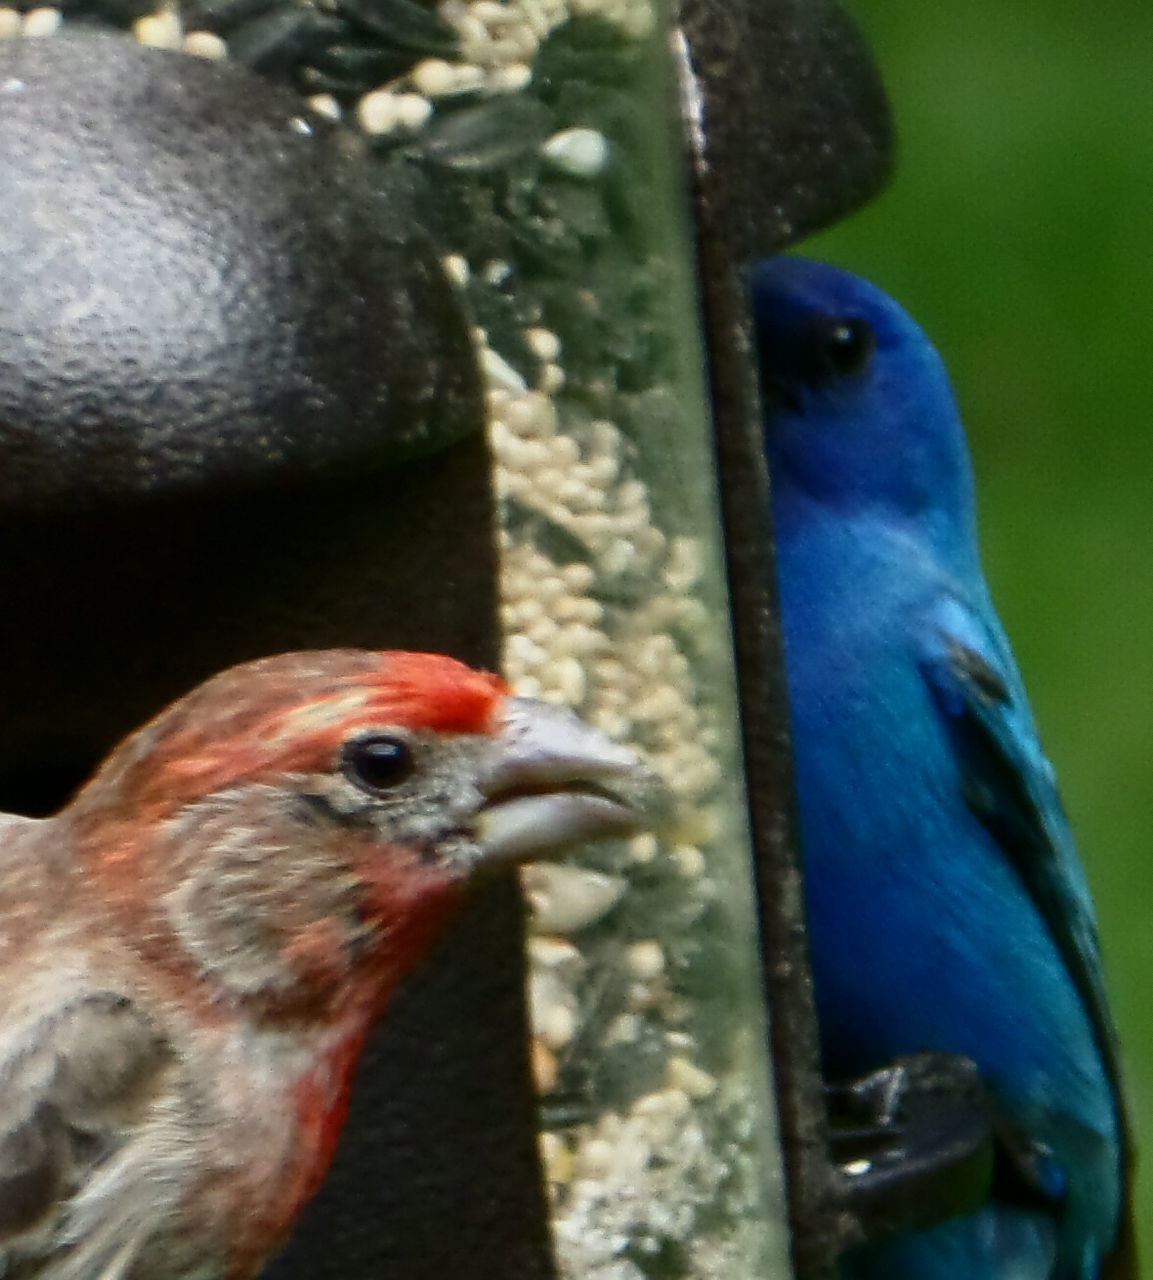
left=772, top=483, right=982, bottom=599
left=71, top=783, right=466, bottom=1023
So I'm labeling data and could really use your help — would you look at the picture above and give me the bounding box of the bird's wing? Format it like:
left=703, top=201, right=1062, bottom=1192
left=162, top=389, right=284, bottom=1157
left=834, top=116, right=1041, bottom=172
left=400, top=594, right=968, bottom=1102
left=918, top=595, right=1120, bottom=1093
left=919, top=594, right=1137, bottom=1278
left=0, top=990, right=175, bottom=1280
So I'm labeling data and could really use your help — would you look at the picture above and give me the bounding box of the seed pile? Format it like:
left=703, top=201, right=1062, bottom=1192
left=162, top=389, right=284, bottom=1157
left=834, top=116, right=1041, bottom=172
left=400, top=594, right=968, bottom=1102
left=17, top=2, right=786, bottom=1273
left=479, top=276, right=782, bottom=1279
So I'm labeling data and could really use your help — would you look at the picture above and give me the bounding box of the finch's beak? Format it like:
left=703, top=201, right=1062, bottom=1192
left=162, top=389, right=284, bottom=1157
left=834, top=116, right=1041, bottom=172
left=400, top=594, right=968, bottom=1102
left=475, top=697, right=667, bottom=864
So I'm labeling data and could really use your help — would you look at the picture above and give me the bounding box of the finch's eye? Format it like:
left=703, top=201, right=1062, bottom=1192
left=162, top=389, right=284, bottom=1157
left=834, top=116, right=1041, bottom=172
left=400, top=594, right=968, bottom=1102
left=817, top=317, right=875, bottom=379
left=342, top=734, right=415, bottom=793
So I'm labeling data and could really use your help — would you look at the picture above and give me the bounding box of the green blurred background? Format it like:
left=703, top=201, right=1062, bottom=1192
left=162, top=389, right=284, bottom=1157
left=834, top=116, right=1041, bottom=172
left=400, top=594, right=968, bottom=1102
left=807, top=0, right=1153, bottom=1259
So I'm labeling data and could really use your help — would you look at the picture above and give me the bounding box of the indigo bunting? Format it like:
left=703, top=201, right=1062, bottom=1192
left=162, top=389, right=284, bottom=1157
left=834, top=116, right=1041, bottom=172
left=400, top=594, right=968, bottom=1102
left=753, top=257, right=1131, bottom=1279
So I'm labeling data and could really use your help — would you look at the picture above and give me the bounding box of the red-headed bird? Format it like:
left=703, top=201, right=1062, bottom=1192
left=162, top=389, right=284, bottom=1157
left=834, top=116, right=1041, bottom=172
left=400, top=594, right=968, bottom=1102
left=0, top=649, right=660, bottom=1280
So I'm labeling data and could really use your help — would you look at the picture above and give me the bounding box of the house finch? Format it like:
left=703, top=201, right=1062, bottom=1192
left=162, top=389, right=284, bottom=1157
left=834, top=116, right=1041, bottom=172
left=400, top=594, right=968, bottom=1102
left=0, top=649, right=659, bottom=1280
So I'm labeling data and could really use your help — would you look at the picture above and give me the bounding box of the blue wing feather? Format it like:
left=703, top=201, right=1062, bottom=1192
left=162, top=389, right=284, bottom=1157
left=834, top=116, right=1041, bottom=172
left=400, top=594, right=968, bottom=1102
left=919, top=595, right=1135, bottom=1280
left=919, top=595, right=1119, bottom=1096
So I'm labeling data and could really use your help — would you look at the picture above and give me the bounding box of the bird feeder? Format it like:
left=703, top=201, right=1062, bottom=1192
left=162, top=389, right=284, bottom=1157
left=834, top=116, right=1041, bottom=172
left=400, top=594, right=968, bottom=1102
left=0, top=1, right=900, bottom=1276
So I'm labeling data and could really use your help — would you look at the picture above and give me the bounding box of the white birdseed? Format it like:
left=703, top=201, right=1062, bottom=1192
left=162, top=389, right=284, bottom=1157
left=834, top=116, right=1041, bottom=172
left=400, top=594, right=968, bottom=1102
left=538, top=362, right=566, bottom=393
left=454, top=11, right=488, bottom=47
left=525, top=326, right=562, bottom=362
left=357, top=89, right=403, bottom=134
left=523, top=864, right=627, bottom=934
left=450, top=61, right=487, bottom=92
left=528, top=935, right=586, bottom=978
left=394, top=92, right=433, bottom=130
left=0, top=8, right=20, bottom=36
left=625, top=940, right=665, bottom=980
left=489, top=61, right=533, bottom=92
left=182, top=29, right=227, bottom=59
left=670, top=843, right=707, bottom=879
left=668, top=1055, right=719, bottom=1100
left=22, top=6, right=62, bottom=36
left=132, top=9, right=181, bottom=47
left=573, top=1137, right=615, bottom=1180
left=530, top=971, right=579, bottom=1049
left=548, top=655, right=587, bottom=705
left=480, top=347, right=529, bottom=392
left=542, top=126, right=610, bottom=178
left=472, top=0, right=512, bottom=23
left=441, top=253, right=470, bottom=287
left=410, top=56, right=458, bottom=96
left=536, top=1002, right=578, bottom=1052
left=627, top=833, right=658, bottom=864
left=482, top=258, right=513, bottom=285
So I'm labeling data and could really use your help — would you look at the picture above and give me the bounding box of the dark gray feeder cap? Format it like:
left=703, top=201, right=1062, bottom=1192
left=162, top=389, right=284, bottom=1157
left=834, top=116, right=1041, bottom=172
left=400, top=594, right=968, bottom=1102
left=0, top=30, right=481, bottom=510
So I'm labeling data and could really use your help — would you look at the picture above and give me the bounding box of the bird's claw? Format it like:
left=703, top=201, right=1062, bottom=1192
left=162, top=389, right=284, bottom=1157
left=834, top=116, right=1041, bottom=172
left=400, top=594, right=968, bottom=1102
left=828, top=1052, right=1065, bottom=1253
left=828, top=1052, right=996, bottom=1248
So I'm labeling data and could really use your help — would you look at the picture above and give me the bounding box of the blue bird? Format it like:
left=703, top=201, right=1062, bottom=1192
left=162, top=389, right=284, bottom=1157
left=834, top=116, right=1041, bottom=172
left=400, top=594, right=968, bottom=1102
left=752, top=257, right=1131, bottom=1279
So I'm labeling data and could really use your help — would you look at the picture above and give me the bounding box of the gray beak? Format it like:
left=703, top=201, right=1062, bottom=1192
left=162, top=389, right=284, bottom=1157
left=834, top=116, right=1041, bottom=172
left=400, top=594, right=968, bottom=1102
left=475, top=696, right=667, bottom=864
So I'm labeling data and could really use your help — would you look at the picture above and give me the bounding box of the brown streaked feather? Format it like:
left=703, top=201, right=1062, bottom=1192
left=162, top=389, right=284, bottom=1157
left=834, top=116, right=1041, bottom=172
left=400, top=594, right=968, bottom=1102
left=0, top=994, right=173, bottom=1260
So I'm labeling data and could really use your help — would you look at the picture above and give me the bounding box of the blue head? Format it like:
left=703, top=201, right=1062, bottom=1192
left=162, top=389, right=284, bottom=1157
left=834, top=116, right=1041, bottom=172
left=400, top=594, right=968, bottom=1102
left=752, top=257, right=976, bottom=546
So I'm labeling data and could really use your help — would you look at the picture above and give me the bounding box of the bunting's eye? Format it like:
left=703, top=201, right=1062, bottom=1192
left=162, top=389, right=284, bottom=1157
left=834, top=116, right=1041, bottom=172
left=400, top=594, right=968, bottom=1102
left=816, top=317, right=875, bottom=380
left=342, top=733, right=416, bottom=794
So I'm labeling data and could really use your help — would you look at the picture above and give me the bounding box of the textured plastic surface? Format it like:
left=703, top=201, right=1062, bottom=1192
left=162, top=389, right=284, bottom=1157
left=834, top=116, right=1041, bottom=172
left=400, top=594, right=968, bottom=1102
left=679, top=0, right=893, bottom=256
left=0, top=31, right=479, bottom=509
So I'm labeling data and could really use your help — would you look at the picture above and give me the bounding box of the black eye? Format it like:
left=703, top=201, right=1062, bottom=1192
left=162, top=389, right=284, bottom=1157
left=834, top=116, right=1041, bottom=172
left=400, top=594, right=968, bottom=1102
left=817, top=317, right=875, bottom=379
left=342, top=734, right=415, bottom=794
